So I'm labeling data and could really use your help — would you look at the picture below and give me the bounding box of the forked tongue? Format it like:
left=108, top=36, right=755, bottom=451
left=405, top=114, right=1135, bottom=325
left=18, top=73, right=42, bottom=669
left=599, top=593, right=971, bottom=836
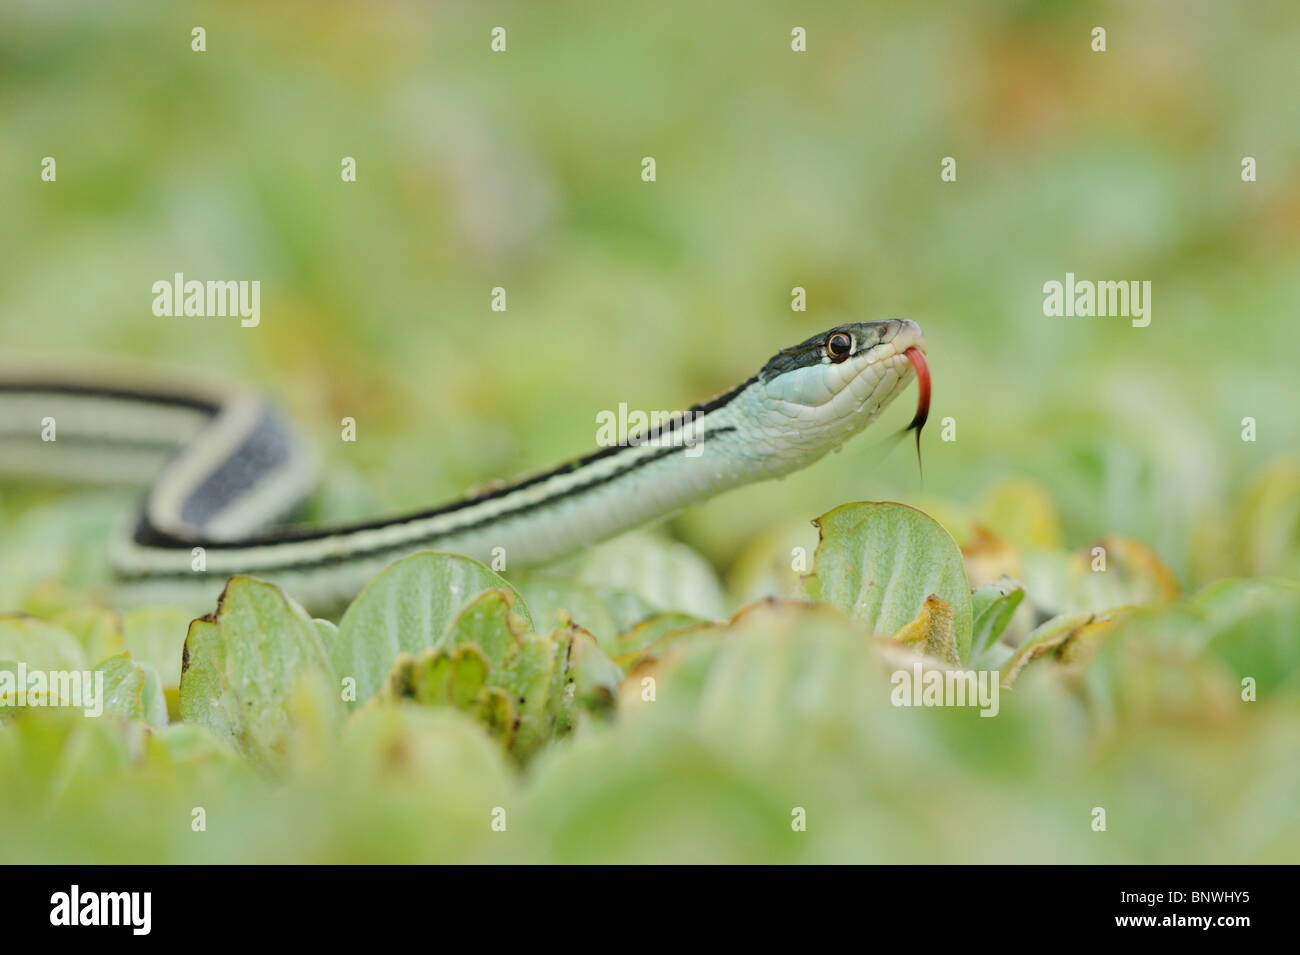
left=903, top=347, right=930, bottom=474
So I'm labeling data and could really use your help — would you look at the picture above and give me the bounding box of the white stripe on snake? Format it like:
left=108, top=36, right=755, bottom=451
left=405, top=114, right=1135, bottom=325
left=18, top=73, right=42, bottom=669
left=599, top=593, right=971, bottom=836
left=0, top=320, right=928, bottom=610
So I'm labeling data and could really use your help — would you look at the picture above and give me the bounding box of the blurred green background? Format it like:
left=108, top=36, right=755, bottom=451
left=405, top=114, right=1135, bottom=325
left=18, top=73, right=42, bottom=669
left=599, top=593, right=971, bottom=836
left=4, top=0, right=1297, bottom=583
left=2, top=0, right=1298, bottom=864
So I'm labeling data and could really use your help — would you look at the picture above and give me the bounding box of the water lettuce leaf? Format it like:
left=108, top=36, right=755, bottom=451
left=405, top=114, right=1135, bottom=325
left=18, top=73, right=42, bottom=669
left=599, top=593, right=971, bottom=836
left=803, top=502, right=974, bottom=663
left=179, top=575, right=341, bottom=772
left=330, top=552, right=532, bottom=708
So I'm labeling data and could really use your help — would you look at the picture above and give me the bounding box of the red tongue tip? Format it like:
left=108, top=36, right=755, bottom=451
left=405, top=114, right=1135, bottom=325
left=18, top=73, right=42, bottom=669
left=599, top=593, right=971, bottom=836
left=903, top=346, right=930, bottom=436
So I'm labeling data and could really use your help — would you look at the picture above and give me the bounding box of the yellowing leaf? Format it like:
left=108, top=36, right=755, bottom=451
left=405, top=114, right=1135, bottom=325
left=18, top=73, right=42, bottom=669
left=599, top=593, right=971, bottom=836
left=1062, top=535, right=1179, bottom=615
left=889, top=594, right=958, bottom=665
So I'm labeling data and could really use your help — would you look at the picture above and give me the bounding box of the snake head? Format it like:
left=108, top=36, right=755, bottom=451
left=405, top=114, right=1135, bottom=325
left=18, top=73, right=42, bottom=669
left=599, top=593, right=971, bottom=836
left=748, top=318, right=927, bottom=468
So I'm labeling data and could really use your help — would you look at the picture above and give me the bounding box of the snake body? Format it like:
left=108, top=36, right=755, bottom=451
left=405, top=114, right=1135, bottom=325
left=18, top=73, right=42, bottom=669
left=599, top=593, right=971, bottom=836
left=0, top=320, right=926, bottom=609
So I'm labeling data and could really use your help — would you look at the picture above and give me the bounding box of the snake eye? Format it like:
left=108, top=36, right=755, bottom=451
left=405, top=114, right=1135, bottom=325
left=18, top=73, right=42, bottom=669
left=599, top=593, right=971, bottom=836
left=826, top=332, right=853, bottom=362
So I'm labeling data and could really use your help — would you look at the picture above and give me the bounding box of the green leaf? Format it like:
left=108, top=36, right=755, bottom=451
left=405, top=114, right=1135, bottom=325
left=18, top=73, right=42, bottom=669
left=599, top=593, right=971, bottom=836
left=611, top=612, right=702, bottom=667
left=361, top=564, right=622, bottom=757
left=178, top=576, right=341, bottom=773
left=51, top=608, right=125, bottom=665
left=591, top=586, right=657, bottom=633
left=310, top=617, right=339, bottom=654
left=331, top=552, right=532, bottom=708
left=442, top=587, right=530, bottom=672
left=725, top=519, right=821, bottom=605
left=495, top=634, right=557, bottom=758
left=144, top=722, right=243, bottom=770
left=383, top=644, right=516, bottom=744
left=1195, top=578, right=1300, bottom=694
left=0, top=492, right=125, bottom=612
left=511, top=573, right=617, bottom=652
left=571, top=530, right=728, bottom=620
left=383, top=645, right=492, bottom=707
left=969, top=576, right=1026, bottom=664
left=122, top=606, right=195, bottom=688
left=0, top=616, right=88, bottom=672
left=1079, top=605, right=1239, bottom=731
left=93, top=653, right=167, bottom=726
left=547, top=620, right=623, bottom=736
left=137, top=662, right=169, bottom=727
left=338, top=704, right=512, bottom=799
left=611, top=600, right=895, bottom=761
left=177, top=619, right=236, bottom=740
left=803, top=503, right=974, bottom=663
left=378, top=585, right=618, bottom=760
left=999, top=612, right=1117, bottom=686
left=0, top=620, right=103, bottom=717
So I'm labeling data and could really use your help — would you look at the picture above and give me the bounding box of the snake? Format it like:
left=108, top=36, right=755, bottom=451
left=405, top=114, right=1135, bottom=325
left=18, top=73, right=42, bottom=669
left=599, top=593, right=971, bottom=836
left=0, top=319, right=929, bottom=611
